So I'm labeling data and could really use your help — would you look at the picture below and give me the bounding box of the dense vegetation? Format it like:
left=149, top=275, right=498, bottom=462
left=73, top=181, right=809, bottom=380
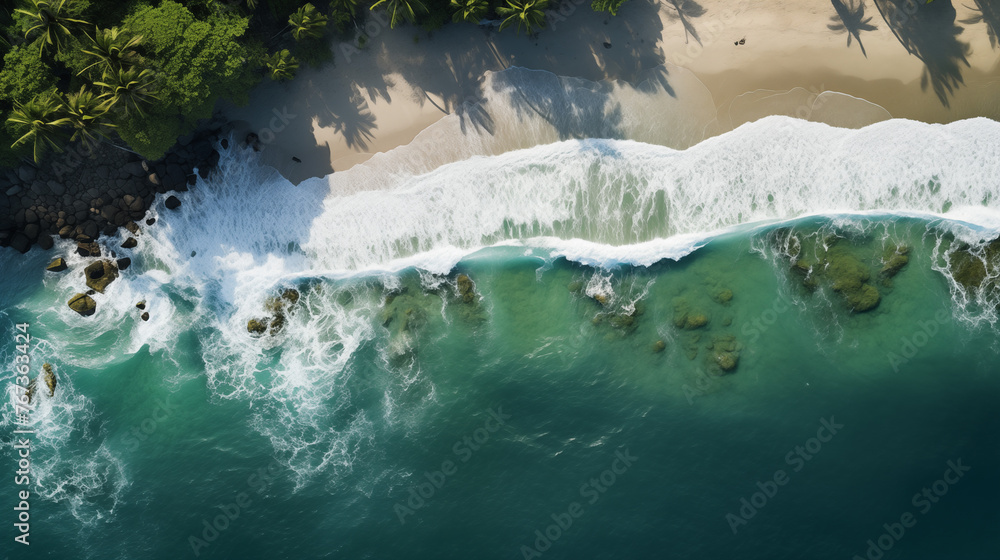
left=0, top=0, right=630, bottom=167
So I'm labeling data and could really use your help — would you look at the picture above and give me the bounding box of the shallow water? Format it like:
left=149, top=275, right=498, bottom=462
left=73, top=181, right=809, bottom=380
left=2, top=115, right=999, bottom=559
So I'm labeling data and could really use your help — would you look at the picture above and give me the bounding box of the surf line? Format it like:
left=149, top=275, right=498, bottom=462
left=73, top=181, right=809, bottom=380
left=11, top=322, right=34, bottom=546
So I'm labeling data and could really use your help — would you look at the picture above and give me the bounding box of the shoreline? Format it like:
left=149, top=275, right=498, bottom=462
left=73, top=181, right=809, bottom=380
left=223, top=0, right=1000, bottom=184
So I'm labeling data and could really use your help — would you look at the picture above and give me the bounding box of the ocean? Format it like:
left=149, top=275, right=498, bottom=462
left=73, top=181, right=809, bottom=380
left=2, top=109, right=999, bottom=559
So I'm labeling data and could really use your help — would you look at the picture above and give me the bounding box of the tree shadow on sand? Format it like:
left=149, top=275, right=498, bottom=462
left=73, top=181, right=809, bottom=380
left=872, top=0, right=972, bottom=107
left=665, top=0, right=707, bottom=45
left=828, top=0, right=879, bottom=57
left=961, top=0, right=1000, bottom=50
left=317, top=85, right=378, bottom=151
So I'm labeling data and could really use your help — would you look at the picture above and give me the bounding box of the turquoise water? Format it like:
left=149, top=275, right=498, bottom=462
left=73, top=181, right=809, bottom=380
left=2, top=117, right=1000, bottom=559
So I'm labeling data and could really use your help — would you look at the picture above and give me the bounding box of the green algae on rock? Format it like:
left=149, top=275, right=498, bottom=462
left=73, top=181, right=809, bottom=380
left=42, top=363, right=57, bottom=397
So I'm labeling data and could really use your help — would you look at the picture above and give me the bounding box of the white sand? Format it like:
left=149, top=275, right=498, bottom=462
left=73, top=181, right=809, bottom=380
left=222, top=0, right=1000, bottom=183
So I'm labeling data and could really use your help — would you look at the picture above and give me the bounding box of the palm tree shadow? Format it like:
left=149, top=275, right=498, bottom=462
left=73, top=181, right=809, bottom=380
left=326, top=88, right=378, bottom=151
left=961, top=0, right=1000, bottom=50
left=872, top=0, right=972, bottom=107
left=457, top=97, right=496, bottom=136
left=828, top=0, right=879, bottom=57
left=665, top=0, right=707, bottom=45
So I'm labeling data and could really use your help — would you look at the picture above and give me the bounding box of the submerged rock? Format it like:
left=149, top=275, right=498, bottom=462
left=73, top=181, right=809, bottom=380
left=68, top=293, right=96, bottom=316
left=825, top=249, right=880, bottom=313
left=43, top=363, right=57, bottom=397
left=947, top=238, right=1000, bottom=295
left=713, top=289, right=733, bottom=305
left=456, top=274, right=476, bottom=304
left=652, top=340, right=666, bottom=353
left=880, top=244, right=910, bottom=279
left=708, top=334, right=741, bottom=373
left=84, top=260, right=119, bottom=293
left=46, top=258, right=67, bottom=272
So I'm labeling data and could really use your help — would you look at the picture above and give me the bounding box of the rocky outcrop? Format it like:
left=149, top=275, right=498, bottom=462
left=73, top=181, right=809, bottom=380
left=247, top=288, right=301, bottom=336
left=46, top=257, right=67, bottom=272
left=68, top=293, right=96, bottom=316
left=42, top=363, right=57, bottom=397
left=84, top=260, right=119, bottom=293
left=1, top=116, right=231, bottom=254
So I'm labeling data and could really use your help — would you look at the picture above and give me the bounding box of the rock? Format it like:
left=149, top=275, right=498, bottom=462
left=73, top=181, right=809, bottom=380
left=567, top=280, right=583, bottom=293
left=456, top=274, right=476, bottom=304
left=76, top=241, right=100, bottom=257
left=221, top=138, right=229, bottom=150
left=37, top=234, right=53, bottom=250
left=141, top=312, right=149, bottom=321
left=136, top=300, right=146, bottom=310
left=653, top=340, right=666, bottom=353
left=48, top=181, right=65, bottom=196
left=247, top=318, right=269, bottom=335
left=25, top=377, right=37, bottom=404
left=6, top=185, right=22, bottom=196
left=68, top=293, right=96, bottom=316
left=281, top=288, right=300, bottom=305
left=84, top=260, right=119, bottom=293
left=42, top=363, right=57, bottom=397
left=123, top=161, right=145, bottom=177
left=83, top=221, right=99, bottom=239
left=17, top=165, right=35, bottom=182
left=147, top=173, right=161, bottom=186
left=125, top=221, right=140, bottom=234
left=121, top=237, right=138, bottom=249
left=845, top=283, right=881, bottom=313
left=116, top=257, right=131, bottom=270
left=165, top=196, right=181, bottom=210
left=46, top=258, right=67, bottom=272
left=10, top=233, right=30, bottom=253
left=880, top=245, right=910, bottom=279
left=23, top=223, right=40, bottom=240
left=685, top=314, right=709, bottom=330
left=24, top=209, right=38, bottom=223
left=713, top=289, right=733, bottom=305
left=59, top=225, right=74, bottom=238
left=710, top=335, right=741, bottom=373
left=146, top=218, right=156, bottom=226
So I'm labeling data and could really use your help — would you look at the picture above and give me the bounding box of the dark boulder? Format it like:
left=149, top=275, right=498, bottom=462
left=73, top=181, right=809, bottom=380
left=165, top=196, right=181, bottom=210
left=46, top=258, right=68, bottom=272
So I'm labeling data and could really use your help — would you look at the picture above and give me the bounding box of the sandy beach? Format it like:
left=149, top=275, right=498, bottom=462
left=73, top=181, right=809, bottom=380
left=222, top=0, right=1000, bottom=184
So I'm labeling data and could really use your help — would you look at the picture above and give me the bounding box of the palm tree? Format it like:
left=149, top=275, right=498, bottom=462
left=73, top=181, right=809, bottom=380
left=7, top=92, right=70, bottom=162
left=94, top=67, right=159, bottom=117
left=78, top=26, right=143, bottom=77
left=497, top=0, right=548, bottom=35
left=289, top=3, right=328, bottom=40
left=451, top=0, right=487, bottom=23
left=330, top=0, right=361, bottom=17
left=61, top=86, right=114, bottom=147
left=265, top=49, right=299, bottom=81
left=14, top=0, right=89, bottom=55
left=370, top=0, right=427, bottom=29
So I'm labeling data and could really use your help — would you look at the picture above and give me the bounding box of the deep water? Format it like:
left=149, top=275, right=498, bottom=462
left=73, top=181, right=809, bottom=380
left=2, top=117, right=999, bottom=560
